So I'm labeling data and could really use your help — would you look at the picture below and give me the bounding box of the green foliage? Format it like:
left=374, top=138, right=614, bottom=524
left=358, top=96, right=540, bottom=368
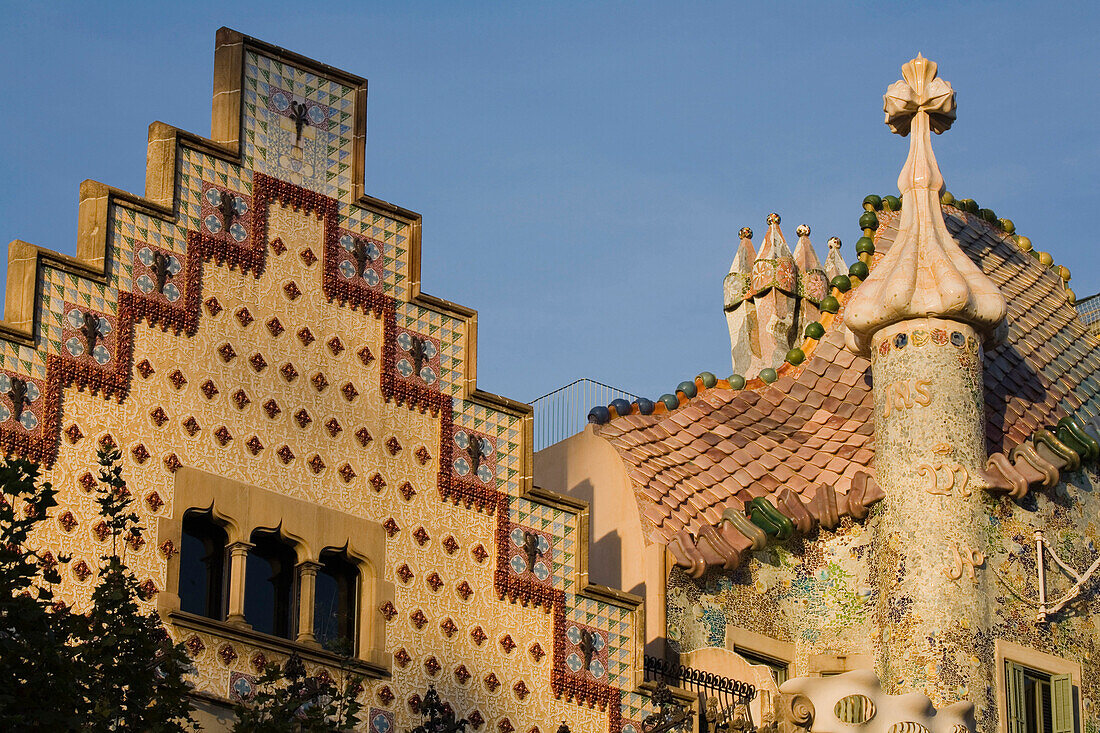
left=73, top=448, right=197, bottom=731
left=232, top=652, right=363, bottom=733
left=0, top=450, right=197, bottom=731
left=0, top=458, right=82, bottom=730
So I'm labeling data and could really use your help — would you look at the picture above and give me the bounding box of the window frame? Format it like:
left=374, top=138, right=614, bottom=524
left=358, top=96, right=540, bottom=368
left=995, top=639, right=1082, bottom=733
left=725, top=624, right=795, bottom=687
left=160, top=467, right=392, bottom=674
left=244, top=529, right=300, bottom=640
left=313, top=549, right=360, bottom=653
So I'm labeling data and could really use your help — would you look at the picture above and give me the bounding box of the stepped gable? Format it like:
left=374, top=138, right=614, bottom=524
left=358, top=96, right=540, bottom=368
left=598, top=200, right=1100, bottom=573
left=0, top=28, right=658, bottom=731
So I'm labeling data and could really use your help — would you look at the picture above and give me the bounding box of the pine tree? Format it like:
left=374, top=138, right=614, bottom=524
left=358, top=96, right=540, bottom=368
left=72, top=447, right=198, bottom=731
left=0, top=458, right=82, bottom=730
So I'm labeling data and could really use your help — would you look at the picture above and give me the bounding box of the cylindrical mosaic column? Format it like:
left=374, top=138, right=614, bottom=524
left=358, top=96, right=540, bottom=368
left=869, top=317, right=992, bottom=709
left=842, top=55, right=1008, bottom=729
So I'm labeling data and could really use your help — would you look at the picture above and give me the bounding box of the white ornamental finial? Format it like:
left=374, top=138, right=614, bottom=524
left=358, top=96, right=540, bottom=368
left=844, top=55, right=1007, bottom=355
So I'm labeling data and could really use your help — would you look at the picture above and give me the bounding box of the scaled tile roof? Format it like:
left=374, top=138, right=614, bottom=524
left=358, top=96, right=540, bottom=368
left=895, top=206, right=1100, bottom=452
left=596, top=203, right=1100, bottom=571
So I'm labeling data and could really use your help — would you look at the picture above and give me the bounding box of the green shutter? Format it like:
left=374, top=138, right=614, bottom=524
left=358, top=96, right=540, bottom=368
left=1051, top=673, right=1075, bottom=733
left=1005, top=661, right=1026, bottom=733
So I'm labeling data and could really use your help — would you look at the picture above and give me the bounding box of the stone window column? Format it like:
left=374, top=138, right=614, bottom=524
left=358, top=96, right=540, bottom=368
left=296, top=560, right=323, bottom=645
left=225, top=541, right=253, bottom=626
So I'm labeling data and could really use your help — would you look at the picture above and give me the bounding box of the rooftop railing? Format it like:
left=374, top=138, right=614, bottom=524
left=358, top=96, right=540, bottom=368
left=530, top=378, right=638, bottom=452
left=1075, top=291, right=1100, bottom=326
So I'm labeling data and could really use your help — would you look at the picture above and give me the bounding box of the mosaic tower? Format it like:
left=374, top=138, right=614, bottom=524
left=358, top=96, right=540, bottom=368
left=844, top=56, right=1008, bottom=708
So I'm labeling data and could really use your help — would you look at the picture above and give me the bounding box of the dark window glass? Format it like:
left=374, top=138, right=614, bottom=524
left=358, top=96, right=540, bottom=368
left=1023, top=669, right=1053, bottom=733
left=244, top=531, right=297, bottom=639
left=314, top=551, right=358, bottom=653
left=179, top=512, right=227, bottom=620
left=734, top=647, right=789, bottom=685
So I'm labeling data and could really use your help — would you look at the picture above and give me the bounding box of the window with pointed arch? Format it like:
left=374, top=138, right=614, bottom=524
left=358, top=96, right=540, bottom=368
left=244, top=529, right=298, bottom=639
left=178, top=510, right=228, bottom=621
left=314, top=549, right=359, bottom=653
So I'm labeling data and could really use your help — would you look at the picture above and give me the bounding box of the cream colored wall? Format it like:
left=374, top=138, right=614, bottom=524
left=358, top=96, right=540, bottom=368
left=534, top=425, right=667, bottom=657
left=534, top=425, right=645, bottom=595
left=681, top=647, right=780, bottom=725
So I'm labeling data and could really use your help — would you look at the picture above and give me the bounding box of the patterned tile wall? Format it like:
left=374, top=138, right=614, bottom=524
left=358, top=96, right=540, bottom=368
left=11, top=38, right=654, bottom=733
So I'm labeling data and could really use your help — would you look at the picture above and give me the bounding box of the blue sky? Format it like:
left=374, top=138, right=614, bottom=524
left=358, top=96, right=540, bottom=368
left=1, top=1, right=1097, bottom=404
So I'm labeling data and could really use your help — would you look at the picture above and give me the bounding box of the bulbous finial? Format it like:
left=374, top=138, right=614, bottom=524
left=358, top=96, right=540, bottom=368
left=844, top=55, right=1006, bottom=355
left=767, top=212, right=781, bottom=225
left=828, top=236, right=842, bottom=250
left=796, top=224, right=811, bottom=237
left=883, top=53, right=957, bottom=137
left=739, top=227, right=753, bottom=240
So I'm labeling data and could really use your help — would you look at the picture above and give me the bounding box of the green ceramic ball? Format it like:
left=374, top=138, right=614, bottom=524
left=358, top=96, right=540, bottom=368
left=858, top=212, right=879, bottom=230
left=804, top=322, right=825, bottom=340
left=830, top=275, right=852, bottom=293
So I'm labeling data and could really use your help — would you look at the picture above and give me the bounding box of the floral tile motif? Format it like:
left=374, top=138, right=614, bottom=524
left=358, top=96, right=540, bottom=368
left=451, top=399, right=524, bottom=498
left=505, top=498, right=578, bottom=595
left=229, top=672, right=257, bottom=702
left=131, top=242, right=200, bottom=335
left=451, top=428, right=496, bottom=486
left=334, top=230, right=384, bottom=289
left=394, top=329, right=441, bottom=388
left=368, top=708, right=394, bottom=733
left=60, top=304, right=120, bottom=369
left=242, top=51, right=355, bottom=198
left=0, top=368, right=56, bottom=465
left=564, top=623, right=608, bottom=681
left=506, top=525, right=553, bottom=584
left=200, top=183, right=253, bottom=250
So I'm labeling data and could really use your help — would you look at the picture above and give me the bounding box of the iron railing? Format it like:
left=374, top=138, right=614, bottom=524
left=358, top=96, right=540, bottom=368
left=643, top=654, right=757, bottom=712
left=1075, top=291, right=1100, bottom=327
left=529, top=379, right=639, bottom=451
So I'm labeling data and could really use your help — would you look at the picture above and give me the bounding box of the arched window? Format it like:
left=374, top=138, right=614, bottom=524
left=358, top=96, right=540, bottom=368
left=179, top=511, right=227, bottom=620
left=314, top=550, right=359, bottom=652
left=244, top=530, right=297, bottom=639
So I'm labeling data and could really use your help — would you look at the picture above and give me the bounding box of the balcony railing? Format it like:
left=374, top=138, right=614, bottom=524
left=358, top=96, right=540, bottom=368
left=530, top=378, right=639, bottom=451
left=643, top=654, right=757, bottom=711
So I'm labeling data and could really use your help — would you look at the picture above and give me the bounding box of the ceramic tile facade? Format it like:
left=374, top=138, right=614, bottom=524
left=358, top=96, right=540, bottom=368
left=9, top=30, right=654, bottom=733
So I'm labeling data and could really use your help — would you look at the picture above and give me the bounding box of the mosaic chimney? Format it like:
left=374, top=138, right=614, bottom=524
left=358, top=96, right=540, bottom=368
left=723, top=227, right=759, bottom=376
left=724, top=217, right=829, bottom=377
left=792, top=224, right=826, bottom=338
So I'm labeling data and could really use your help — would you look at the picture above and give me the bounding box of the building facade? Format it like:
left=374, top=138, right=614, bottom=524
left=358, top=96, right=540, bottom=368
left=8, top=30, right=1096, bottom=733
left=540, top=57, right=1097, bottom=733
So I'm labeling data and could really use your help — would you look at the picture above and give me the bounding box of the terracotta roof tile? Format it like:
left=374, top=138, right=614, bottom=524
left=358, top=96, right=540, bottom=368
left=596, top=205, right=1100, bottom=563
